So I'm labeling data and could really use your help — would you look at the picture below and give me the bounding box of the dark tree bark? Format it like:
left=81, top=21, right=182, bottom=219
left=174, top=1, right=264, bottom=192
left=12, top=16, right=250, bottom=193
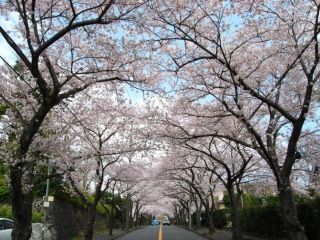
left=84, top=203, right=98, bottom=240
left=134, top=201, right=139, bottom=228
left=195, top=198, right=202, bottom=229
left=207, top=212, right=215, bottom=234
left=278, top=183, right=306, bottom=240
left=125, top=195, right=131, bottom=232
left=202, top=199, right=215, bottom=234
left=229, top=190, right=242, bottom=240
left=108, top=193, right=115, bottom=235
left=10, top=168, right=33, bottom=240
left=121, top=210, right=125, bottom=231
left=108, top=209, right=114, bottom=236
left=10, top=103, right=53, bottom=240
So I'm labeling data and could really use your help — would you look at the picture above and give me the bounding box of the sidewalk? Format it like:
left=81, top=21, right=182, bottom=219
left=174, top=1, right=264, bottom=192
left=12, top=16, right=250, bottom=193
left=188, top=227, right=268, bottom=240
left=93, top=227, right=144, bottom=240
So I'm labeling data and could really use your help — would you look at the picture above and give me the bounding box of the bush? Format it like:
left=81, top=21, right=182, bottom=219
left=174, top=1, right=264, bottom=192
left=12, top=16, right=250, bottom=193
left=297, top=197, right=320, bottom=240
left=0, top=162, right=10, bottom=203
left=0, top=205, right=44, bottom=222
left=212, top=209, right=230, bottom=229
left=240, top=205, right=285, bottom=238
left=0, top=205, right=13, bottom=219
left=0, top=184, right=10, bottom=203
left=53, top=189, right=83, bottom=209
left=32, top=210, right=44, bottom=222
left=239, top=195, right=320, bottom=239
left=241, top=193, right=262, bottom=208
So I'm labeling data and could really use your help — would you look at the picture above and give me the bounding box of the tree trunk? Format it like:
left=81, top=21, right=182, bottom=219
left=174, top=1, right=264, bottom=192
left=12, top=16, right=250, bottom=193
left=208, top=213, right=215, bottom=234
left=108, top=213, right=113, bottom=236
left=125, top=195, right=131, bottom=232
left=121, top=210, right=125, bottom=230
left=10, top=168, right=33, bottom=240
left=84, top=204, right=97, bottom=240
left=108, top=203, right=114, bottom=236
left=195, top=201, right=202, bottom=229
left=134, top=202, right=139, bottom=228
left=278, top=184, right=307, bottom=240
left=9, top=103, right=54, bottom=240
left=229, top=190, right=243, bottom=240
left=129, top=199, right=133, bottom=228
left=204, top=201, right=215, bottom=234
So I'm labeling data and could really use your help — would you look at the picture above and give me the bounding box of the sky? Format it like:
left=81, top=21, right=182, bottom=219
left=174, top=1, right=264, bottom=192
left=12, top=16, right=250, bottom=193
left=0, top=13, right=19, bottom=65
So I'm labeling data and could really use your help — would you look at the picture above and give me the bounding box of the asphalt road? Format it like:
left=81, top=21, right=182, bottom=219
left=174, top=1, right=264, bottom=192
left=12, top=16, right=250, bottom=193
left=117, top=225, right=208, bottom=240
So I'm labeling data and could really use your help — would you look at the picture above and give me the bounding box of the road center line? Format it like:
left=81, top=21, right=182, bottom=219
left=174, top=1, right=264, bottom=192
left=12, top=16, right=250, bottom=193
left=158, top=223, right=163, bottom=240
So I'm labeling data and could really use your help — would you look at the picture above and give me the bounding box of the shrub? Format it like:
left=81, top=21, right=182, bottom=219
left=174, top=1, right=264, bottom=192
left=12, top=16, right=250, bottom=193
left=239, top=195, right=320, bottom=239
left=241, top=193, right=262, bottom=208
left=297, top=197, right=320, bottom=240
left=0, top=205, right=13, bottom=219
left=240, top=205, right=285, bottom=238
left=212, top=209, right=230, bottom=229
left=0, top=184, right=10, bottom=203
left=32, top=210, right=44, bottom=222
left=0, top=163, right=10, bottom=203
left=0, top=205, right=44, bottom=223
left=53, top=189, right=83, bottom=209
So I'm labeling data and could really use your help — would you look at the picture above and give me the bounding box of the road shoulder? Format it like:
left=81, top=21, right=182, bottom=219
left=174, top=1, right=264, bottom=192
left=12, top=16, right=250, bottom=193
left=93, top=226, right=146, bottom=240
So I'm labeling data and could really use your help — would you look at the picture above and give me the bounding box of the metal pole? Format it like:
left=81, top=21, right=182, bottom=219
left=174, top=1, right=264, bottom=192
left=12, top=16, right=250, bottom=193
left=45, top=164, right=51, bottom=200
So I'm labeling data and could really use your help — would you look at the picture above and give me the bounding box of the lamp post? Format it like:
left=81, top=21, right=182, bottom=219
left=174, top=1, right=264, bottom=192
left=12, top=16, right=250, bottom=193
left=45, top=164, right=52, bottom=206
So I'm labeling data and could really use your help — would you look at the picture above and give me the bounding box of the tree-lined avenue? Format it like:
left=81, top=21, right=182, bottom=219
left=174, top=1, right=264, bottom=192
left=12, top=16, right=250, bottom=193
left=0, top=1, right=319, bottom=240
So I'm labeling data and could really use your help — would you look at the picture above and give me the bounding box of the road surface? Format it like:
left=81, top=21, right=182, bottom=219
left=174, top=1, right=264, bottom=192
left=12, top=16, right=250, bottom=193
left=117, top=225, right=208, bottom=240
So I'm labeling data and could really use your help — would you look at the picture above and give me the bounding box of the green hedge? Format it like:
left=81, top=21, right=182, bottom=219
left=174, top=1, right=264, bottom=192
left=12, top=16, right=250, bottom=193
left=212, top=209, right=230, bottom=229
left=194, top=209, right=230, bottom=229
left=239, top=196, right=320, bottom=240
left=240, top=205, right=285, bottom=237
left=297, top=197, right=320, bottom=240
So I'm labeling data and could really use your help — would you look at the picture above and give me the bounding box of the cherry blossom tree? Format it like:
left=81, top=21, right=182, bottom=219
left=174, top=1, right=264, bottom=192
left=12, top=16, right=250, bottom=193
left=130, top=183, right=155, bottom=228
left=48, top=88, right=151, bottom=240
left=0, top=1, right=153, bottom=239
left=292, top=134, right=320, bottom=194
left=117, top=168, right=146, bottom=231
left=160, top=104, right=263, bottom=239
left=147, top=1, right=320, bottom=239
left=160, top=147, right=220, bottom=234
